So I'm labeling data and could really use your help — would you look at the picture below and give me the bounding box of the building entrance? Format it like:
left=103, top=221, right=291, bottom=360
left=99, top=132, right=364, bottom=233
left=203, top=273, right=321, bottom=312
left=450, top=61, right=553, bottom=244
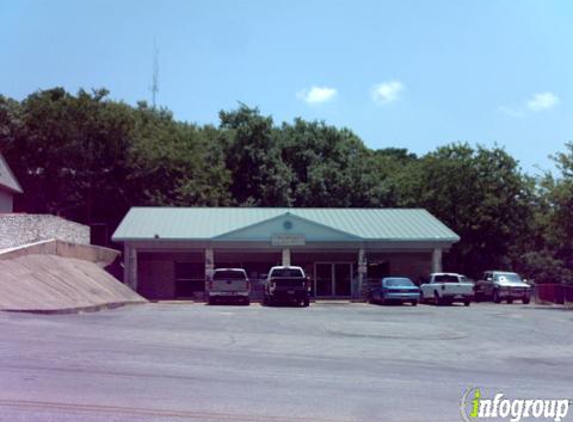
left=314, top=263, right=353, bottom=298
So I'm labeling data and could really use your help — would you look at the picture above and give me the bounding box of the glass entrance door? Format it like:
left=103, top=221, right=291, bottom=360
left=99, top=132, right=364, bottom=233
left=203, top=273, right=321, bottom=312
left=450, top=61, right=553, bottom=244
left=334, top=263, right=352, bottom=296
left=315, top=263, right=333, bottom=296
left=314, top=263, right=353, bottom=297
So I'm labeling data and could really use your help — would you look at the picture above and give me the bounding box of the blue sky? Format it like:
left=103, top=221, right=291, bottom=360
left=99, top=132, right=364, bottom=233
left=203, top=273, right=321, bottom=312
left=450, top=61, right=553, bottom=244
left=1, top=0, right=572, bottom=174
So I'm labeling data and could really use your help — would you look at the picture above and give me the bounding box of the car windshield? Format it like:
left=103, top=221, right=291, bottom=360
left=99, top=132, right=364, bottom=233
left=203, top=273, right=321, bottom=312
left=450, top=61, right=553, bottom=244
left=495, top=273, right=523, bottom=283
left=213, top=270, right=246, bottom=280
left=434, top=275, right=459, bottom=283
left=272, top=269, right=304, bottom=278
left=384, top=278, right=414, bottom=287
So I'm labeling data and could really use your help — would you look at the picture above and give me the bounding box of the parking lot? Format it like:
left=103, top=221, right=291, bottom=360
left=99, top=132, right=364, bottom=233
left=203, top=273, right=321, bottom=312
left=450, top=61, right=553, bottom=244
left=0, top=302, right=571, bottom=422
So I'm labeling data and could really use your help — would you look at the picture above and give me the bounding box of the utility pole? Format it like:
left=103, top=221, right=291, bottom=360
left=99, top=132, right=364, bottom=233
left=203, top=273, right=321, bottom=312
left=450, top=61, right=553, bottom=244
left=150, top=43, right=159, bottom=109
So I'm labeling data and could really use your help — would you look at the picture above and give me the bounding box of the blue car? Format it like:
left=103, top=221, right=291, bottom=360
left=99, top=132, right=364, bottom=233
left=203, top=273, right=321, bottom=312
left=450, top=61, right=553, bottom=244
left=368, top=277, right=421, bottom=306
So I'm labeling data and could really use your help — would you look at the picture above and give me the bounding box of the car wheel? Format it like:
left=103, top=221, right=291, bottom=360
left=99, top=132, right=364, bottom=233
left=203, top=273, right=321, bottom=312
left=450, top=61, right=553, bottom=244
left=367, top=293, right=374, bottom=304
left=303, top=298, right=310, bottom=307
left=411, top=300, right=418, bottom=307
left=208, top=297, right=216, bottom=305
left=464, top=300, right=471, bottom=307
left=244, top=298, right=250, bottom=306
left=493, top=290, right=501, bottom=303
left=419, top=292, right=425, bottom=304
left=434, top=292, right=443, bottom=306
left=523, top=296, right=530, bottom=304
left=507, top=298, right=513, bottom=304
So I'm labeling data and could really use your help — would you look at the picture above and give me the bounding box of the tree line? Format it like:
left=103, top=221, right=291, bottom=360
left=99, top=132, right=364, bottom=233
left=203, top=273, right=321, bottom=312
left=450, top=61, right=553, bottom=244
left=0, top=88, right=571, bottom=282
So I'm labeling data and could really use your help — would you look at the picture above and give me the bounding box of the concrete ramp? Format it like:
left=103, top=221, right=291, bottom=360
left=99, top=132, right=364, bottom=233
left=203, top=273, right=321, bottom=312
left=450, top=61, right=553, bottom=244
left=0, top=240, right=147, bottom=313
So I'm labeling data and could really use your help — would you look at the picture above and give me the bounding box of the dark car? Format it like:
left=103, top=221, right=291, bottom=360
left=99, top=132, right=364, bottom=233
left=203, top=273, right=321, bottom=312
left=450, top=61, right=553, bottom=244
left=368, top=277, right=420, bottom=306
left=263, top=266, right=310, bottom=307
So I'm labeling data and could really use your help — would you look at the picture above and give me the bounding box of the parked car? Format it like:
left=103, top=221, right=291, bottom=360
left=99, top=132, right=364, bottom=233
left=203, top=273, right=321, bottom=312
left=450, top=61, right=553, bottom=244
left=368, top=277, right=420, bottom=306
left=263, top=266, right=310, bottom=307
left=420, top=273, right=474, bottom=306
left=475, top=271, right=531, bottom=304
left=206, top=268, right=250, bottom=305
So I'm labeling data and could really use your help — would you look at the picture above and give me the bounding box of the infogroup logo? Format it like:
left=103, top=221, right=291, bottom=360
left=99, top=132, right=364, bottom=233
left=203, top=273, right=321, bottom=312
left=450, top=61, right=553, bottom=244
left=460, top=388, right=571, bottom=422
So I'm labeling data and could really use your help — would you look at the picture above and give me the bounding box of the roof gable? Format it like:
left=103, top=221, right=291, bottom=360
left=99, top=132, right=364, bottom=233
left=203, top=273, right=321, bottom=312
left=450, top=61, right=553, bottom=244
left=214, top=212, right=362, bottom=242
left=0, top=153, right=23, bottom=194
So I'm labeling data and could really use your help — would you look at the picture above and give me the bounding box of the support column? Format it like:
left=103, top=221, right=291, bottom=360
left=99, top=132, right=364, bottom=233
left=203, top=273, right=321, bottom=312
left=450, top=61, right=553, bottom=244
left=282, top=248, right=291, bottom=266
left=205, top=248, right=215, bottom=280
left=124, top=244, right=138, bottom=291
left=432, top=248, right=443, bottom=273
left=357, top=248, right=366, bottom=299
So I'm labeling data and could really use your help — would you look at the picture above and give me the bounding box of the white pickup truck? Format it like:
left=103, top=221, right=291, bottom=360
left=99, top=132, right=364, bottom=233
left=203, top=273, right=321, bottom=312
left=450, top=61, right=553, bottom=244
left=420, top=273, right=474, bottom=306
left=206, top=268, right=250, bottom=305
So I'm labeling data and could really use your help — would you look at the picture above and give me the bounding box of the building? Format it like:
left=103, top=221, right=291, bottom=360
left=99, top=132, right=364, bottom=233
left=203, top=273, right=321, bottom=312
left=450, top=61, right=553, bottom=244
left=113, top=207, right=459, bottom=300
left=0, top=152, right=23, bottom=213
left=112, top=207, right=460, bottom=300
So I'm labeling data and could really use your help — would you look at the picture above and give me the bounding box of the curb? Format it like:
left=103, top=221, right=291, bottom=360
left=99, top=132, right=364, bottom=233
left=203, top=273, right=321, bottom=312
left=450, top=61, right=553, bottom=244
left=1, top=301, right=147, bottom=315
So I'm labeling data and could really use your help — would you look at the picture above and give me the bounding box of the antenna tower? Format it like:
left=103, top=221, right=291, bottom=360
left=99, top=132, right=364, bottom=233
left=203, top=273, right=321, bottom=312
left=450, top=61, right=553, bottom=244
left=151, top=43, right=159, bottom=108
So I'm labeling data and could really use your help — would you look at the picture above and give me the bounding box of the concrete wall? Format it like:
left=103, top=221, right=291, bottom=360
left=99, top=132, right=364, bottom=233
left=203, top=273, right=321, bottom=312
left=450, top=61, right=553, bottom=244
left=0, top=214, right=90, bottom=250
left=0, top=189, right=13, bottom=213
left=0, top=239, right=120, bottom=267
left=0, top=253, right=146, bottom=312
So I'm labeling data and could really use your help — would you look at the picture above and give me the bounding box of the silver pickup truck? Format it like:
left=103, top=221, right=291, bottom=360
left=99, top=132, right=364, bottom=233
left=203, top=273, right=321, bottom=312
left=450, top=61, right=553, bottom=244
left=420, top=272, right=474, bottom=306
left=206, top=268, right=250, bottom=305
left=475, top=271, right=531, bottom=304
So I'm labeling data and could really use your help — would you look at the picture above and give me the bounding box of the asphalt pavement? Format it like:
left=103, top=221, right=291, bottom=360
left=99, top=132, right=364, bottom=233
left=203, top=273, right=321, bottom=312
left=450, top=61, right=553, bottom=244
left=0, top=302, right=571, bottom=422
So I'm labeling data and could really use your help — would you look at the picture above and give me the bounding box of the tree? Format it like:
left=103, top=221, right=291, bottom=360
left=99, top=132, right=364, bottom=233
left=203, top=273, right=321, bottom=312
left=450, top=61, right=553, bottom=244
left=396, top=143, right=533, bottom=277
left=0, top=88, right=135, bottom=227
left=126, top=103, right=231, bottom=208
left=520, top=143, right=573, bottom=283
left=220, top=105, right=292, bottom=206
left=279, top=119, right=380, bottom=207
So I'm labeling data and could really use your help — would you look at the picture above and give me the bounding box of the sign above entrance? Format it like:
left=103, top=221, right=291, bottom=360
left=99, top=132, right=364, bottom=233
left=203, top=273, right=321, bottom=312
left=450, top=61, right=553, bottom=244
left=271, top=234, right=306, bottom=247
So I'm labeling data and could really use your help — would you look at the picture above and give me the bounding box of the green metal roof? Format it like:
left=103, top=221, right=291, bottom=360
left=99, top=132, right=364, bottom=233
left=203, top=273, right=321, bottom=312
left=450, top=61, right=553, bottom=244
left=112, top=207, right=460, bottom=243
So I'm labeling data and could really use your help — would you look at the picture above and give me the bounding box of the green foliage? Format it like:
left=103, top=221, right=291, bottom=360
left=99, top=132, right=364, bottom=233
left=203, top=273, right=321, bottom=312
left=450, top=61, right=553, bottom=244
left=394, top=143, right=534, bottom=277
left=520, top=142, right=573, bottom=283
left=1, top=88, right=134, bottom=226
left=279, top=119, right=374, bottom=206
left=220, top=105, right=292, bottom=206
left=127, top=104, right=231, bottom=207
left=519, top=250, right=571, bottom=284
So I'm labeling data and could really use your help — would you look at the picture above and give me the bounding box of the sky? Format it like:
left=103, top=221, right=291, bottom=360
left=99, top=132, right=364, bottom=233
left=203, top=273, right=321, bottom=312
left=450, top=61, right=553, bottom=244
left=1, top=0, right=572, bottom=174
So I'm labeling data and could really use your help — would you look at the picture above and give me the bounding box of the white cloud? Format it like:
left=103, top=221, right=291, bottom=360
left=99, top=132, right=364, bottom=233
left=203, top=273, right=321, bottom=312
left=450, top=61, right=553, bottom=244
left=370, top=80, right=404, bottom=104
left=526, top=92, right=560, bottom=112
left=296, top=86, right=337, bottom=104
left=499, top=91, right=561, bottom=118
